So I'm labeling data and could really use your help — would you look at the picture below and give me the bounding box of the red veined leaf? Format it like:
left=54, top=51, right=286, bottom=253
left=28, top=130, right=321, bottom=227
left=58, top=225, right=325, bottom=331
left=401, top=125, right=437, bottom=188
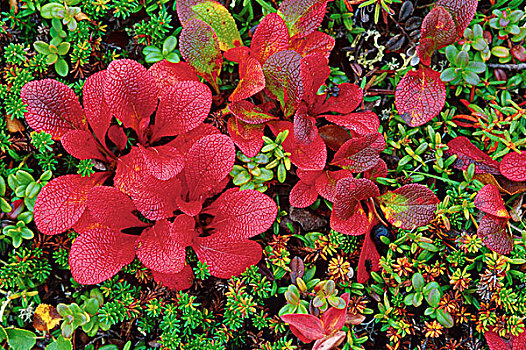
left=137, top=217, right=193, bottom=274
left=34, top=173, right=109, bottom=235
left=184, top=134, right=236, bottom=201
left=321, top=293, right=350, bottom=334
left=478, top=213, right=513, bottom=255
left=115, top=148, right=180, bottom=220
left=280, top=313, right=325, bottom=343
left=69, top=227, right=137, bottom=285
left=138, top=145, right=185, bottom=181
left=278, top=0, right=329, bottom=38
left=293, top=105, right=318, bottom=145
left=251, top=13, right=289, bottom=64
left=152, top=264, right=194, bottom=291
left=485, top=330, right=512, bottom=350
left=61, top=130, right=107, bottom=161
left=417, top=38, right=437, bottom=67
left=377, top=184, right=440, bottom=229
left=21, top=79, right=87, bottom=139
left=290, top=180, right=319, bottom=208
left=435, top=0, right=478, bottom=38
left=229, top=57, right=265, bottom=102
left=474, top=173, right=526, bottom=196
left=176, top=0, right=242, bottom=50
left=319, top=125, right=351, bottom=151
left=262, top=50, right=304, bottom=117
left=446, top=136, right=501, bottom=175
left=316, top=83, right=363, bottom=115
left=364, top=159, right=388, bottom=182
left=513, top=331, right=526, bottom=350
left=331, top=178, right=379, bottom=236
left=474, top=184, right=510, bottom=218
left=324, top=111, right=380, bottom=136
left=223, top=46, right=250, bottom=63
left=290, top=31, right=335, bottom=59
left=107, top=125, right=127, bottom=151
left=357, top=226, right=381, bottom=283
left=269, top=121, right=327, bottom=170
left=227, top=118, right=264, bottom=158
left=179, top=19, right=223, bottom=93
left=87, top=186, right=147, bottom=231
left=228, top=100, right=278, bottom=125
left=331, top=133, right=385, bottom=173
left=315, top=170, right=353, bottom=203
left=500, top=152, right=526, bottom=182
left=105, top=60, right=158, bottom=139
left=72, top=208, right=105, bottom=234
left=209, top=189, right=277, bottom=240
left=83, top=71, right=112, bottom=146
left=395, top=67, right=446, bottom=127
left=301, top=53, right=330, bottom=106
left=166, top=123, right=221, bottom=156
left=418, top=6, right=457, bottom=65
left=194, top=236, right=262, bottom=278
left=151, top=81, right=212, bottom=142
left=148, top=60, right=199, bottom=96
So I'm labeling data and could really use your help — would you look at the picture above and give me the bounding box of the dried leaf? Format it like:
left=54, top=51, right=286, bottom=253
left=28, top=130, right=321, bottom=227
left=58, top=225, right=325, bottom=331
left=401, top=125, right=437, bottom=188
left=33, top=304, right=61, bottom=332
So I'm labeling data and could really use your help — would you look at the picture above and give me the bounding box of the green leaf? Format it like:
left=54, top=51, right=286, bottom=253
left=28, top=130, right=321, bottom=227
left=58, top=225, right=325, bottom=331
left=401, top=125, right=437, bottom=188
left=445, top=45, right=458, bottom=63
left=412, top=273, right=425, bottom=291
left=455, top=50, right=469, bottom=68
left=55, top=58, right=69, bottom=77
left=165, top=52, right=181, bottom=63
left=426, top=288, right=441, bottom=308
left=46, top=53, right=58, bottom=65
left=34, top=41, right=51, bottom=55
left=436, top=309, right=454, bottom=328
left=57, top=42, right=71, bottom=55
left=440, top=68, right=457, bottom=82
left=145, top=51, right=164, bottom=64
left=491, top=46, right=510, bottom=58
left=46, top=336, right=72, bottom=350
left=466, top=61, right=486, bottom=74
left=162, top=36, right=177, bottom=55
left=41, top=3, right=63, bottom=18
left=462, top=70, right=480, bottom=86
left=5, top=328, right=37, bottom=350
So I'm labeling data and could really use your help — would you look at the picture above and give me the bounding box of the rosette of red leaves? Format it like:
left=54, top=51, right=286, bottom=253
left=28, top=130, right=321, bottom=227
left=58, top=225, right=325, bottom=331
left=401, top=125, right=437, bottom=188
left=485, top=328, right=526, bottom=350
left=395, top=0, right=478, bottom=127
left=281, top=293, right=350, bottom=350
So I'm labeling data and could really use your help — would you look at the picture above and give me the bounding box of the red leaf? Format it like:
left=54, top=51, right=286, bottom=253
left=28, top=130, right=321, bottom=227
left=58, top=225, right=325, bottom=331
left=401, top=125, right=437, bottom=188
left=315, top=170, right=353, bottom=203
left=357, top=227, right=381, bottom=283
left=152, top=265, right=194, bottom=291
left=21, top=79, right=87, bottom=139
left=325, top=111, right=380, bottom=136
left=475, top=184, right=510, bottom=218
left=105, top=59, right=158, bottom=138
left=293, top=105, right=318, bottom=145
left=179, top=19, right=223, bottom=93
left=194, top=236, right=262, bottom=278
left=485, top=330, right=512, bottom=350
left=228, top=100, right=278, bottom=125
left=513, top=331, right=526, bottom=350
left=280, top=313, right=325, bottom=343
left=331, top=178, right=379, bottom=236
left=478, top=214, right=513, bottom=255
left=148, top=60, right=199, bottom=95
left=331, top=133, right=385, bottom=173
left=229, top=58, right=265, bottom=102
left=446, top=136, right=501, bottom=175
left=167, top=123, right=221, bottom=156
left=251, top=13, right=289, bottom=64
left=151, top=81, right=212, bottom=142
left=435, top=0, right=478, bottom=38
left=83, top=71, right=112, bottom=146
left=115, top=148, right=180, bottom=220
left=290, top=32, right=335, bottom=59
left=209, top=189, right=277, bottom=240
left=290, top=180, right=318, bottom=208
left=417, top=38, right=437, bottom=67
left=107, top=125, right=127, bottom=151
left=262, top=50, right=304, bottom=117
left=317, top=83, right=363, bottom=115
left=395, top=67, right=446, bottom=127
left=418, top=6, right=457, bottom=65
left=319, top=125, right=351, bottom=151
left=183, top=134, right=236, bottom=201
left=500, top=152, right=526, bottom=182
left=321, top=293, right=350, bottom=334
left=86, top=186, right=147, bottom=230
left=227, top=118, right=264, bottom=158
left=377, top=184, right=440, bottom=229
left=269, top=121, right=327, bottom=170
left=223, top=46, right=250, bottom=63
left=278, top=0, right=329, bottom=38
left=364, top=159, right=388, bottom=181
left=301, top=53, right=330, bottom=106
left=138, top=145, right=184, bottom=181
left=137, top=217, right=192, bottom=274
left=69, top=227, right=137, bottom=285
left=61, top=130, right=107, bottom=161
left=34, top=173, right=108, bottom=235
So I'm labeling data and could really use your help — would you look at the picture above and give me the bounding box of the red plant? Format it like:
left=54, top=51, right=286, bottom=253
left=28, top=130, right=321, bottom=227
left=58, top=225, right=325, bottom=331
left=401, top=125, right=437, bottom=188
left=445, top=136, right=501, bottom=175
left=281, top=293, right=350, bottom=350
left=500, top=152, right=526, bottom=182
left=395, top=0, right=477, bottom=127
left=485, top=329, right=526, bottom=350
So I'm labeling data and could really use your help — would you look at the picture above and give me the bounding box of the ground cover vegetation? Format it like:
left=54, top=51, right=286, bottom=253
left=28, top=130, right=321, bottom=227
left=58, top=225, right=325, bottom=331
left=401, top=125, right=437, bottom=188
left=0, top=0, right=526, bottom=349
